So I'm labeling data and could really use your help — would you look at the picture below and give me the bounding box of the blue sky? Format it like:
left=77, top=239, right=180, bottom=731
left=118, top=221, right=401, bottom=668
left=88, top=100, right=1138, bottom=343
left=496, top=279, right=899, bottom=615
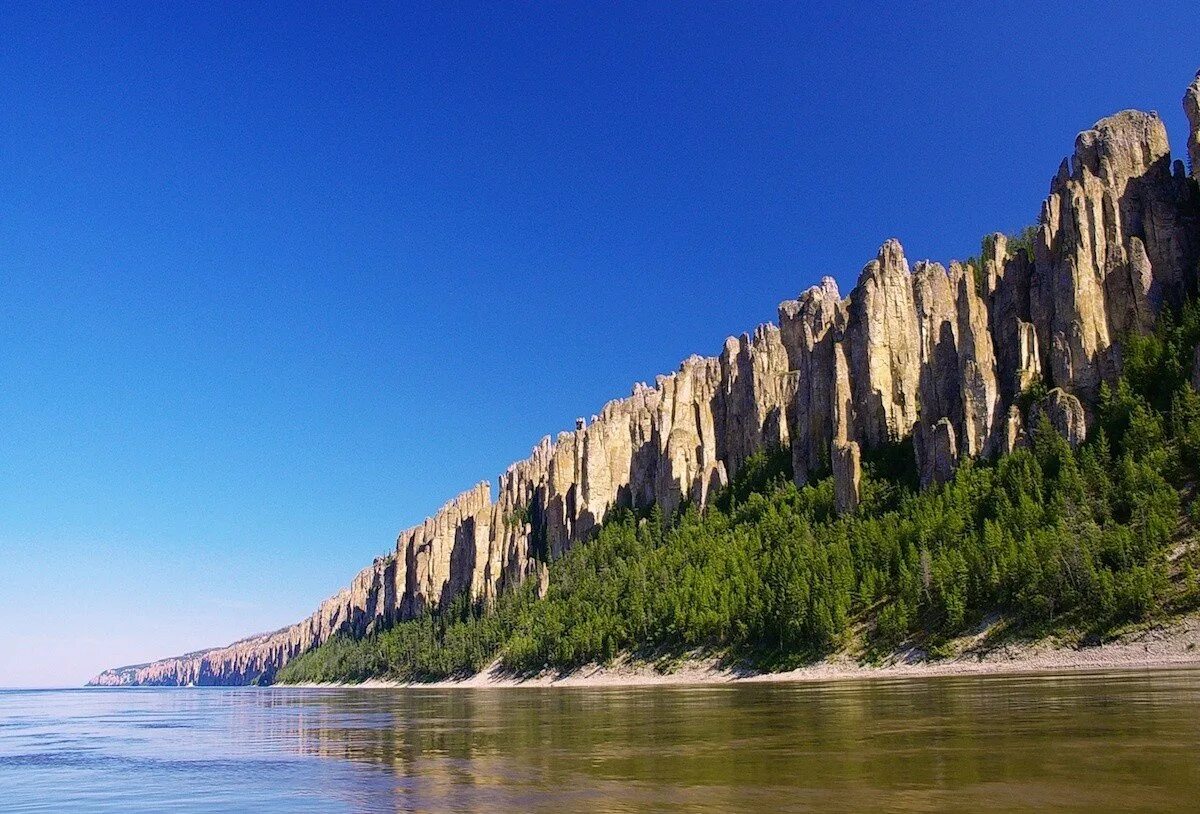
left=0, top=2, right=1195, bottom=686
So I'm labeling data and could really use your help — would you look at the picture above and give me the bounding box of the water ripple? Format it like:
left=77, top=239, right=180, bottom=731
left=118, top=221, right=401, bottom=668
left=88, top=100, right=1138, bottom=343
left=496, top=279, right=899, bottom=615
left=1, top=670, right=1199, bottom=812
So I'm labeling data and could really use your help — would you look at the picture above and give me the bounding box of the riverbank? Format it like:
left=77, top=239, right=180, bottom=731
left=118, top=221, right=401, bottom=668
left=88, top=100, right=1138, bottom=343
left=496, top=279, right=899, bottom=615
left=285, top=611, right=1200, bottom=689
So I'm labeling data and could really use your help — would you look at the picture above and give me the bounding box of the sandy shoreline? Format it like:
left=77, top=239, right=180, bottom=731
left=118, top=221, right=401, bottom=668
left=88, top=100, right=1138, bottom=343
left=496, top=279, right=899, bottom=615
left=286, top=613, right=1200, bottom=690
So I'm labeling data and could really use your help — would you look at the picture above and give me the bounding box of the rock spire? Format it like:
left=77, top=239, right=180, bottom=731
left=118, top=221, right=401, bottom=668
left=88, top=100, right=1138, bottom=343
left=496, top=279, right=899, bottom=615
left=91, top=72, right=1200, bottom=687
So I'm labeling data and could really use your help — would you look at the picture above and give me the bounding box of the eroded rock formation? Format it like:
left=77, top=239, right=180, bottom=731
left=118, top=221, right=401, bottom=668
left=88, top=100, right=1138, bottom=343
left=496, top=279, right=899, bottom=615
left=780, top=276, right=845, bottom=484
left=1001, top=405, right=1026, bottom=455
left=90, top=73, right=1200, bottom=687
left=832, top=440, right=861, bottom=516
left=1031, top=109, right=1198, bottom=400
left=1186, top=71, right=1200, bottom=183
left=1029, top=388, right=1088, bottom=449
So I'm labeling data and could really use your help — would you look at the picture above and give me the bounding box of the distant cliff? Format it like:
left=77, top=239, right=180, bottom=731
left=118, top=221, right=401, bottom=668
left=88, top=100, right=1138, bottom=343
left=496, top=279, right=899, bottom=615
left=90, top=71, right=1200, bottom=687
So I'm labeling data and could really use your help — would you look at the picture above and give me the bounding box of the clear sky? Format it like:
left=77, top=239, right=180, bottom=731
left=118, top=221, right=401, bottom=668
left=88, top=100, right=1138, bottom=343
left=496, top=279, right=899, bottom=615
left=0, top=2, right=1195, bottom=687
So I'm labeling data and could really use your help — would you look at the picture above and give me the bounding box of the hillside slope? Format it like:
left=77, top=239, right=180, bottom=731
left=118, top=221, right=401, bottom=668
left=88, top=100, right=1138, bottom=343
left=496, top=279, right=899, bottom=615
left=91, top=70, right=1200, bottom=688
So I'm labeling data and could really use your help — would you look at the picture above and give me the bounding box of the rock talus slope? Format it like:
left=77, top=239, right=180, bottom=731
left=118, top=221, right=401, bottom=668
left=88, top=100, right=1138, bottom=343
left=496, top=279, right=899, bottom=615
left=90, top=76, right=1200, bottom=686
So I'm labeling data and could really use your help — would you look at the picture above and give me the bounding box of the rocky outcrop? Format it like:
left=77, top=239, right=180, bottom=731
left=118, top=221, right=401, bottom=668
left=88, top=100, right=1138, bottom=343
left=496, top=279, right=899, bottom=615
left=917, top=417, right=959, bottom=488
left=912, top=261, right=961, bottom=442
left=405, top=482, right=493, bottom=616
left=1029, top=388, right=1088, bottom=448
left=1186, top=71, right=1200, bottom=182
left=90, top=71, right=1200, bottom=687
left=1030, top=109, right=1198, bottom=401
left=829, top=341, right=860, bottom=515
left=910, top=258, right=1002, bottom=476
left=1001, top=405, right=1026, bottom=454
left=781, top=277, right=845, bottom=483
left=832, top=440, right=861, bottom=515
left=846, top=240, right=922, bottom=449
left=951, top=262, right=1001, bottom=458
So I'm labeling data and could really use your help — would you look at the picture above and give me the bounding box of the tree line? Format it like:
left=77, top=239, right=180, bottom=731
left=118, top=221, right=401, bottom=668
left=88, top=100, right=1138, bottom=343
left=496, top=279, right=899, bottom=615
left=276, top=300, right=1200, bottom=683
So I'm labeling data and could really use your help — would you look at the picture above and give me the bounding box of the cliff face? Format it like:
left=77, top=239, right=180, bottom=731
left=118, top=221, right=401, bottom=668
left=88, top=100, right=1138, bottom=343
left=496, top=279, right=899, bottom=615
left=90, top=75, right=1200, bottom=687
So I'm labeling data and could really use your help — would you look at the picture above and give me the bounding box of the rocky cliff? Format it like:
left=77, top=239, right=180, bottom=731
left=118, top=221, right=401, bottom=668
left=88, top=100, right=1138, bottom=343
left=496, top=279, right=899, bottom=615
left=90, top=73, right=1200, bottom=687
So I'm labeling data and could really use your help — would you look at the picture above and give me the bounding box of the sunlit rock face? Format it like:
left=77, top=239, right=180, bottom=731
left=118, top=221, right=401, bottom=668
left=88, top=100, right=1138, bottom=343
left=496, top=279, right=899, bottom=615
left=1184, top=71, right=1200, bottom=183
left=845, top=239, right=922, bottom=450
left=91, top=72, right=1200, bottom=687
left=1029, top=388, right=1089, bottom=449
left=1031, top=110, right=1199, bottom=401
left=780, top=276, right=845, bottom=484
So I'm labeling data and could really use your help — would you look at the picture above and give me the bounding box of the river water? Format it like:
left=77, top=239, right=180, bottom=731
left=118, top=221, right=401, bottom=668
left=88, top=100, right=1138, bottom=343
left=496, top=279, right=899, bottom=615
left=2, top=669, right=1199, bottom=812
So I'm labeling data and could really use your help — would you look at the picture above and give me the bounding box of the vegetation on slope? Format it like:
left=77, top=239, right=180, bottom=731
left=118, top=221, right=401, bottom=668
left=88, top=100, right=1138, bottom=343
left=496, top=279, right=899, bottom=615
left=276, top=303, right=1200, bottom=684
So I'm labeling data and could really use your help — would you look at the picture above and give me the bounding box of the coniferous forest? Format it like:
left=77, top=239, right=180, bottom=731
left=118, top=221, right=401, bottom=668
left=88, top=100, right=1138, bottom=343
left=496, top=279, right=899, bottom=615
left=276, top=302, right=1200, bottom=684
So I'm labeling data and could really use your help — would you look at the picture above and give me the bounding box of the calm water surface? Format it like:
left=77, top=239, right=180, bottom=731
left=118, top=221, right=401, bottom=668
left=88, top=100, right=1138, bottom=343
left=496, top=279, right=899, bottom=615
left=2, top=669, right=1199, bottom=812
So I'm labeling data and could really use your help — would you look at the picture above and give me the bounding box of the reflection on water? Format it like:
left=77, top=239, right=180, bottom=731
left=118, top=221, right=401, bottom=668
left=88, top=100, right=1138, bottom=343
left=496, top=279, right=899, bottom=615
left=2, top=669, right=1199, bottom=812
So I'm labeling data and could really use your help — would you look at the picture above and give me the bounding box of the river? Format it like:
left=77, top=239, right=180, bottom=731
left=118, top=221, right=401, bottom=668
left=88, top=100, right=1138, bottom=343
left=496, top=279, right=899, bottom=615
left=2, top=669, right=1199, bottom=811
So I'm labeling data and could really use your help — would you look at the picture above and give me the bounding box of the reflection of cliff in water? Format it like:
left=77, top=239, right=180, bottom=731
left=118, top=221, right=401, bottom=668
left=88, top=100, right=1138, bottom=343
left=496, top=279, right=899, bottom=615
left=257, top=671, right=1200, bottom=812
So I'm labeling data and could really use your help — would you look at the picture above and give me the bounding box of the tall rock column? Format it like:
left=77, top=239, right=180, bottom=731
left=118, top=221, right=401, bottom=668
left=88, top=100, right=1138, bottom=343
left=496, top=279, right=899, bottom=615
left=656, top=356, right=722, bottom=516
left=917, top=417, right=958, bottom=487
left=832, top=440, right=861, bottom=516
left=779, top=277, right=845, bottom=484
left=950, top=261, right=1001, bottom=457
left=718, top=325, right=795, bottom=477
left=912, top=261, right=961, bottom=436
left=1032, top=109, right=1199, bottom=400
left=1186, top=71, right=1200, bottom=182
left=983, top=234, right=1042, bottom=402
left=846, top=240, right=921, bottom=449
left=830, top=341, right=861, bottom=515
left=907, top=257, right=999, bottom=483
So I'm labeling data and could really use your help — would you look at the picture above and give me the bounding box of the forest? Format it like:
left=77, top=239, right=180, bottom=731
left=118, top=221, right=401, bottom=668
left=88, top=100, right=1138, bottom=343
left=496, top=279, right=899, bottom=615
left=276, top=301, right=1200, bottom=684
